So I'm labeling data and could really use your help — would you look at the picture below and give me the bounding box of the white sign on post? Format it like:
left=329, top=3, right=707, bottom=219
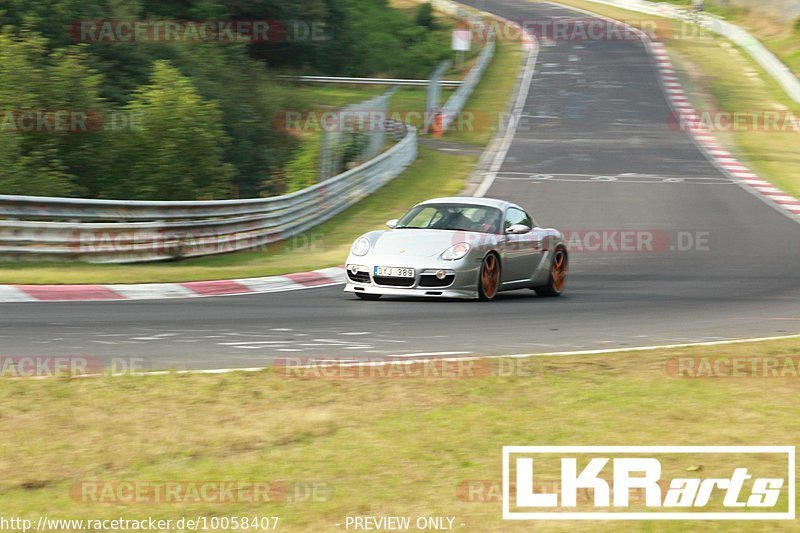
left=451, top=29, right=471, bottom=51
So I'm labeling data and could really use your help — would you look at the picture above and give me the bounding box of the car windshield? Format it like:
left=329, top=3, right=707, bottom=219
left=395, top=204, right=503, bottom=234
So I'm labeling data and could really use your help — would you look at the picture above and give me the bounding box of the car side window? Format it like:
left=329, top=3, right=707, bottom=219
left=504, top=207, right=532, bottom=231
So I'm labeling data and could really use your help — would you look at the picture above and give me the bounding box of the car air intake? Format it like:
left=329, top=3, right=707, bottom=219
left=373, top=276, right=414, bottom=287
left=419, top=274, right=455, bottom=288
left=347, top=271, right=371, bottom=283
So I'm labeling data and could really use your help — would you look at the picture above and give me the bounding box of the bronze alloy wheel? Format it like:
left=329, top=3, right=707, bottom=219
left=535, top=246, right=568, bottom=297
left=478, top=254, right=500, bottom=301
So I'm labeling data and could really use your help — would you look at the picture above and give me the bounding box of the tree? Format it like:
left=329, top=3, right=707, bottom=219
left=169, top=45, right=285, bottom=198
left=0, top=0, right=456, bottom=200
left=284, top=137, right=321, bottom=192
left=0, top=30, right=104, bottom=197
left=107, top=60, right=234, bottom=200
left=415, top=3, right=437, bottom=30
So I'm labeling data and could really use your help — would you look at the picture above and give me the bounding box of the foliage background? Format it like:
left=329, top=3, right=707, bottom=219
left=0, top=1, right=450, bottom=200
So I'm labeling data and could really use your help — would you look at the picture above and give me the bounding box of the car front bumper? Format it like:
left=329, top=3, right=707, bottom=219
left=344, top=283, right=478, bottom=299
left=343, top=258, right=481, bottom=299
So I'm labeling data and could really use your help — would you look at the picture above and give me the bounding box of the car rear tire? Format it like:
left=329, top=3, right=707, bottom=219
left=478, top=253, right=501, bottom=301
left=534, top=246, right=568, bottom=297
left=356, top=293, right=381, bottom=300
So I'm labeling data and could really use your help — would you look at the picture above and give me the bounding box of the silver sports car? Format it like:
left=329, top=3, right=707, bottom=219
left=344, top=197, right=568, bottom=301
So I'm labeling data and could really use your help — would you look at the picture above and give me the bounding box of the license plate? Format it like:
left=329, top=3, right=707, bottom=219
left=374, top=266, right=415, bottom=278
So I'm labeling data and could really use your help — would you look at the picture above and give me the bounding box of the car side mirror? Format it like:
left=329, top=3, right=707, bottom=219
left=386, top=219, right=399, bottom=229
left=506, top=224, right=531, bottom=235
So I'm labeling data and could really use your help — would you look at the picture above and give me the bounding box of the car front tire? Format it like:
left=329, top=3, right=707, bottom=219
left=478, top=253, right=501, bottom=301
left=534, top=246, right=568, bottom=297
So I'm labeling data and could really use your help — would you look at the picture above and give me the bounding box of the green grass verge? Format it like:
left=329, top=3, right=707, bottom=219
left=651, top=0, right=800, bottom=76
left=3, top=338, right=799, bottom=531
left=553, top=0, right=800, bottom=200
left=273, top=84, right=386, bottom=109
left=0, top=147, right=475, bottom=284
left=765, top=31, right=800, bottom=76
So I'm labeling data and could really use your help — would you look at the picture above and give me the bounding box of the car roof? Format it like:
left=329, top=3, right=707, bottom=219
left=416, top=197, right=520, bottom=210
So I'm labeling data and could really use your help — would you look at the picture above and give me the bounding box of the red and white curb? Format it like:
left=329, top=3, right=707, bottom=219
left=0, top=266, right=346, bottom=303
left=648, top=41, right=800, bottom=219
left=550, top=2, right=800, bottom=221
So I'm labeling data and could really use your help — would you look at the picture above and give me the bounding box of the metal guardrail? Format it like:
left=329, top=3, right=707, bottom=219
left=427, top=61, right=453, bottom=120
left=581, top=0, right=800, bottom=103
left=318, top=87, right=397, bottom=180
left=277, top=75, right=462, bottom=88
left=0, top=123, right=417, bottom=263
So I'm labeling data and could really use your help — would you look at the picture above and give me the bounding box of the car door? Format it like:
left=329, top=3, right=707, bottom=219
left=501, top=207, right=542, bottom=283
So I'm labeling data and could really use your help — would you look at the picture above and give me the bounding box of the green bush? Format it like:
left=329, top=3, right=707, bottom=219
left=105, top=61, right=234, bottom=200
left=284, top=138, right=322, bottom=193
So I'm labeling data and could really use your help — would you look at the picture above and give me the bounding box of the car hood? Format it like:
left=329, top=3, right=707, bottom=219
left=373, top=229, right=489, bottom=257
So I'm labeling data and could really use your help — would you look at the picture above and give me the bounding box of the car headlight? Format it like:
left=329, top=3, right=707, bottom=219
left=441, top=242, right=471, bottom=260
left=351, top=237, right=371, bottom=256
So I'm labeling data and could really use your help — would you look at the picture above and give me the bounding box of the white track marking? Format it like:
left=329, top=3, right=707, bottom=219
left=382, top=351, right=472, bottom=358
left=475, top=25, right=540, bottom=198
left=21, top=334, right=799, bottom=380
left=219, top=341, right=288, bottom=346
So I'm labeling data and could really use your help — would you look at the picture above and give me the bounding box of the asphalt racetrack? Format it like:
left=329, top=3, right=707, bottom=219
left=2, top=0, right=799, bottom=371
